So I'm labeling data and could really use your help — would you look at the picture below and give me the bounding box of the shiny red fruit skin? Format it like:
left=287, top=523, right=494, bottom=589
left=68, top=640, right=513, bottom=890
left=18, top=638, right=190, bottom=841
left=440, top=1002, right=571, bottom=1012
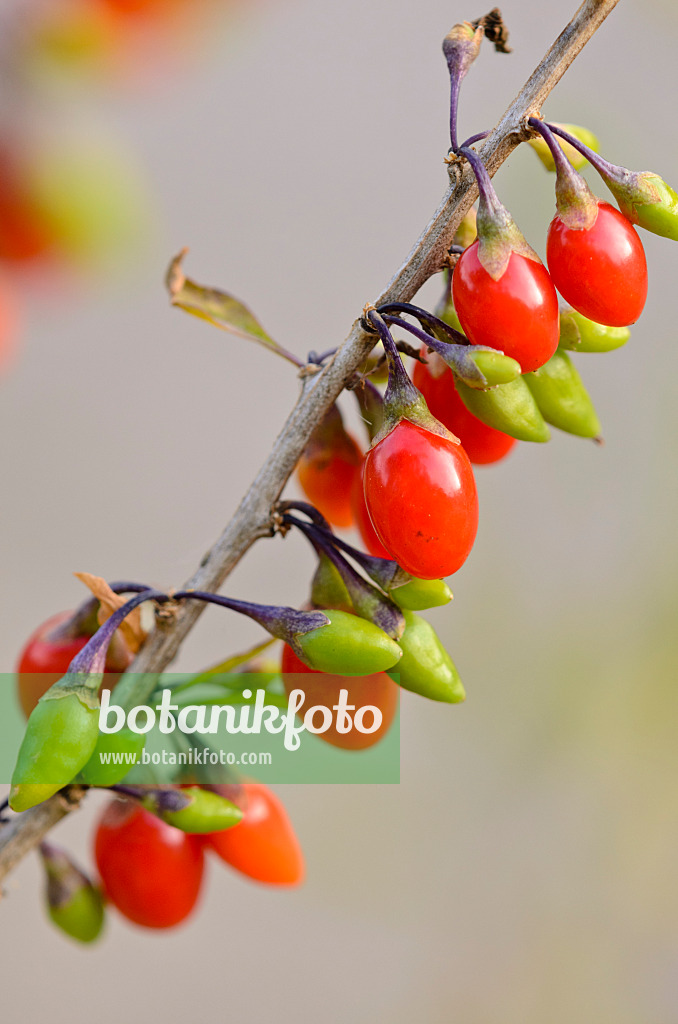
left=281, top=643, right=398, bottom=750
left=411, top=356, right=516, bottom=465
left=452, top=242, right=560, bottom=373
left=350, top=460, right=392, bottom=558
left=0, top=149, right=53, bottom=265
left=204, top=783, right=304, bottom=887
left=546, top=201, right=648, bottom=327
left=363, top=419, right=478, bottom=579
left=94, top=800, right=204, bottom=929
left=16, top=610, right=131, bottom=717
left=297, top=434, right=362, bottom=529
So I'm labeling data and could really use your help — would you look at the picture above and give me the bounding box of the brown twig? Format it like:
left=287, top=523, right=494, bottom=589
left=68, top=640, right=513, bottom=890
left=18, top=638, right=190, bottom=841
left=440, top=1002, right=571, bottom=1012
left=0, top=0, right=620, bottom=888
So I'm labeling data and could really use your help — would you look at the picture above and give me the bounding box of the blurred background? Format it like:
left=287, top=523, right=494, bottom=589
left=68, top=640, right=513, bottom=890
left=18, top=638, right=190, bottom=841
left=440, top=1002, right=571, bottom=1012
left=1, top=0, right=678, bottom=1020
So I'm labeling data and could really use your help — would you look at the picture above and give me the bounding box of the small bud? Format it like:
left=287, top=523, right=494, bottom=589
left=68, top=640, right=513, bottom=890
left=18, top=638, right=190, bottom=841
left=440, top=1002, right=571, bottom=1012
left=40, top=842, right=104, bottom=944
left=558, top=308, right=630, bottom=353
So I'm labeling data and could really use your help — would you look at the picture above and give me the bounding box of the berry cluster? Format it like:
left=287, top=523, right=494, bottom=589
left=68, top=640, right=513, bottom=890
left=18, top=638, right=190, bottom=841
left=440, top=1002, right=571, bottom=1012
left=296, top=18, right=677, bottom=585
left=4, top=10, right=678, bottom=944
left=39, top=782, right=303, bottom=941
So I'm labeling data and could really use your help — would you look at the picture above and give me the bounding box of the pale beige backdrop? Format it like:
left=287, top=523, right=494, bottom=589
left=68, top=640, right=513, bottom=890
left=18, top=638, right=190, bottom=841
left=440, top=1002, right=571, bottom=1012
left=2, top=1, right=678, bottom=1021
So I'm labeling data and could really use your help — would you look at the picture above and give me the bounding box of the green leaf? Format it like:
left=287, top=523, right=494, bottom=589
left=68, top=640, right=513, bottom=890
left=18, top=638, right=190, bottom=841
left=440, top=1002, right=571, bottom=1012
left=165, top=249, right=296, bottom=361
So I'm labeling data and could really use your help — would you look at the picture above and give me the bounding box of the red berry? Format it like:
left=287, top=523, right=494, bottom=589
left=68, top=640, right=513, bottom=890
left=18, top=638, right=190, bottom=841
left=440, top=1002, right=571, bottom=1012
left=281, top=643, right=399, bottom=751
left=363, top=419, right=478, bottom=579
left=350, top=460, right=392, bottom=558
left=411, top=353, right=516, bottom=465
left=0, top=148, right=53, bottom=265
left=94, top=800, right=205, bottom=929
left=204, top=783, right=304, bottom=887
left=452, top=242, right=559, bottom=372
left=16, top=610, right=131, bottom=718
left=297, top=407, right=362, bottom=528
left=546, top=200, right=647, bottom=327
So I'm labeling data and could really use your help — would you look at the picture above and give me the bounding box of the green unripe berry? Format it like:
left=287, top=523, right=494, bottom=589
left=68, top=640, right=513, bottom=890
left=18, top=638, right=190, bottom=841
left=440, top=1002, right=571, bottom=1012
left=558, top=309, right=630, bottom=353
left=453, top=209, right=477, bottom=249
left=467, top=349, right=522, bottom=387
left=436, top=300, right=463, bottom=334
left=295, top=609, right=402, bottom=676
left=40, top=844, right=104, bottom=945
left=152, top=787, right=243, bottom=834
left=390, top=578, right=452, bottom=611
left=48, top=882, right=105, bottom=944
left=525, top=349, right=601, bottom=438
left=10, top=692, right=100, bottom=811
left=389, top=611, right=465, bottom=703
left=455, top=376, right=551, bottom=443
left=79, top=729, right=146, bottom=788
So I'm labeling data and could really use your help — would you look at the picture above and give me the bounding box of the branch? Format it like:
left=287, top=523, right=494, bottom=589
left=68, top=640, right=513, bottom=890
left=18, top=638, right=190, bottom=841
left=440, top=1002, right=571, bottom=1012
left=0, top=788, right=85, bottom=896
left=0, top=0, right=620, bottom=885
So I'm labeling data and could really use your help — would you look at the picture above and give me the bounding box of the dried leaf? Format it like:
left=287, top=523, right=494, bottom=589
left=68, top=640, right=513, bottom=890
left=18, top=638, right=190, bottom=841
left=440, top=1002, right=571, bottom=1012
left=165, top=249, right=283, bottom=356
left=74, top=572, right=147, bottom=654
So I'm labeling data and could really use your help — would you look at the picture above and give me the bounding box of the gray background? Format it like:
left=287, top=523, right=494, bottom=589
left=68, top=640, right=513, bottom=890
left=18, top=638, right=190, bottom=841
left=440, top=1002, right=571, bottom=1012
left=2, top=0, right=678, bottom=1020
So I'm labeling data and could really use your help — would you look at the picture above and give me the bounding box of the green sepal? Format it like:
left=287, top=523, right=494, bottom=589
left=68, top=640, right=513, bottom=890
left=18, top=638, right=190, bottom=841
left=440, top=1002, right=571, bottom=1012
left=39, top=669, right=103, bottom=710
left=79, top=728, right=146, bottom=787
left=294, top=609, right=403, bottom=676
left=524, top=349, right=601, bottom=438
left=389, top=611, right=465, bottom=703
left=455, top=376, right=551, bottom=442
left=558, top=309, right=630, bottom=353
left=9, top=694, right=100, bottom=811
left=608, top=172, right=678, bottom=240
left=390, top=578, right=453, bottom=611
left=476, top=200, right=540, bottom=282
